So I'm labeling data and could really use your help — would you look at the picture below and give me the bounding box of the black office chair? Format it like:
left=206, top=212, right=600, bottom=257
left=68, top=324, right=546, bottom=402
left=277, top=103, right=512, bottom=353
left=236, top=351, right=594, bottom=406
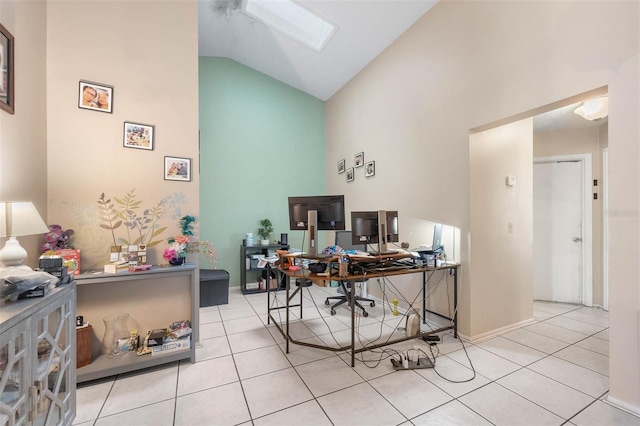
left=324, top=231, right=376, bottom=317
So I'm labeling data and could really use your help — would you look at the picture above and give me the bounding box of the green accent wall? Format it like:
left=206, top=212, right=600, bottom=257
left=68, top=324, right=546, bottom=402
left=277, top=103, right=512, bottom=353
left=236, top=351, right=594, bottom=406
left=199, top=57, right=326, bottom=285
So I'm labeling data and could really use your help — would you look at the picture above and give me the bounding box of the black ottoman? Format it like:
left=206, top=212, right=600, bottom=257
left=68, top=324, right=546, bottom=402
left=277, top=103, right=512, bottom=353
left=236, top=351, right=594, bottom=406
left=200, top=269, right=230, bottom=307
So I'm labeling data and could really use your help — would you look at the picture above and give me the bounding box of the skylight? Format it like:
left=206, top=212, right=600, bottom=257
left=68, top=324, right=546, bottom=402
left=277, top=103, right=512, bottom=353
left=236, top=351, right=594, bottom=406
left=242, top=0, right=337, bottom=52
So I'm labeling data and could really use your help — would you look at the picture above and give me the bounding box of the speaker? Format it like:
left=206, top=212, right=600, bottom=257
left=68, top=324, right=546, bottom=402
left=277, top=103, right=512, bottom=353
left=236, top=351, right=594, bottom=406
left=281, top=233, right=288, bottom=245
left=405, top=309, right=421, bottom=337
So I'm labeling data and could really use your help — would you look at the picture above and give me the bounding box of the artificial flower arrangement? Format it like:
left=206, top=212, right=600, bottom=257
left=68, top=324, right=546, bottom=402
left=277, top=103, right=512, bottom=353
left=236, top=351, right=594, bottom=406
left=41, top=225, right=74, bottom=253
left=163, top=215, right=217, bottom=266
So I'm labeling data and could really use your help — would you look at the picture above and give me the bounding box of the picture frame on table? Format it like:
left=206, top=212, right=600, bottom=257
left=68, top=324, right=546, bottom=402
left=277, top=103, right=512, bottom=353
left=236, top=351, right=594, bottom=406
left=337, top=159, right=345, bottom=174
left=0, top=22, right=14, bottom=114
left=164, top=156, right=191, bottom=182
left=78, top=80, right=113, bottom=113
left=123, top=122, right=154, bottom=150
left=354, top=152, right=364, bottom=168
left=346, top=168, right=354, bottom=182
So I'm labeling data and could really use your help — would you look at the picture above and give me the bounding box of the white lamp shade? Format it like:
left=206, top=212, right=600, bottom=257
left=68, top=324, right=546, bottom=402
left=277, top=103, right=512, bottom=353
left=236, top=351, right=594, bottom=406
left=0, top=201, right=49, bottom=237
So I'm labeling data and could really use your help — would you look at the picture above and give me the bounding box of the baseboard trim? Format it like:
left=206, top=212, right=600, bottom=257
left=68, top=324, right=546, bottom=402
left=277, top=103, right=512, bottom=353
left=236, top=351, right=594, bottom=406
left=604, top=395, right=640, bottom=418
left=467, top=317, right=537, bottom=343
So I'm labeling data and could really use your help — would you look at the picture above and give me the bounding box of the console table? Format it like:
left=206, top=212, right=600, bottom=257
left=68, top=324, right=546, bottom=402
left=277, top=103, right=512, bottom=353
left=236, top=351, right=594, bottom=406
left=74, top=264, right=198, bottom=383
left=267, top=255, right=459, bottom=367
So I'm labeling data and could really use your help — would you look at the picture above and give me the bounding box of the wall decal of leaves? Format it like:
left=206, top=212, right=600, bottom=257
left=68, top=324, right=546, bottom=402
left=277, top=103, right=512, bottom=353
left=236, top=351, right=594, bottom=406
left=97, top=192, right=122, bottom=246
left=97, top=189, right=174, bottom=248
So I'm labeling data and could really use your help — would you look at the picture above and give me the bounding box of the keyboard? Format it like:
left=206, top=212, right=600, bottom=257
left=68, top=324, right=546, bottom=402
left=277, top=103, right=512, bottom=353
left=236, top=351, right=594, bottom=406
left=368, top=250, right=398, bottom=256
left=301, top=253, right=334, bottom=260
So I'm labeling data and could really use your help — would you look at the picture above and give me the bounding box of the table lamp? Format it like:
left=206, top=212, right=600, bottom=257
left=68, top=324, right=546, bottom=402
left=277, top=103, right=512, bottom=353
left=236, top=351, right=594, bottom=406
left=0, top=201, right=49, bottom=269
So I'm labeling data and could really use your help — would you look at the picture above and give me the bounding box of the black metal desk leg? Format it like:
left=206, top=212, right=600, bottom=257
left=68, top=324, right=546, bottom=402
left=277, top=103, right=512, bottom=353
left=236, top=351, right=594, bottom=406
left=350, top=280, right=355, bottom=367
left=453, top=267, right=458, bottom=338
left=267, top=269, right=271, bottom=325
left=286, top=275, right=290, bottom=354
left=422, top=271, right=427, bottom=324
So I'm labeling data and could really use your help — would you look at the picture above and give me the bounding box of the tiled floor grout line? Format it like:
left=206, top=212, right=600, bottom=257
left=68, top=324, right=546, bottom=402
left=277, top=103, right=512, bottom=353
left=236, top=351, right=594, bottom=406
left=79, top=295, right=614, bottom=424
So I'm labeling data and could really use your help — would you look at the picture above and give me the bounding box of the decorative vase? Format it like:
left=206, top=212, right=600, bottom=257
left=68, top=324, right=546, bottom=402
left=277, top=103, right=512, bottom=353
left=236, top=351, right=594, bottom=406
left=102, top=313, right=130, bottom=358
left=169, top=257, right=185, bottom=266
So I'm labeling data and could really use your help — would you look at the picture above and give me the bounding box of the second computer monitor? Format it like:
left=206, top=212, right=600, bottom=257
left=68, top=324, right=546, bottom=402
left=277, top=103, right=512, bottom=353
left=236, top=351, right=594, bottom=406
left=351, top=210, right=398, bottom=253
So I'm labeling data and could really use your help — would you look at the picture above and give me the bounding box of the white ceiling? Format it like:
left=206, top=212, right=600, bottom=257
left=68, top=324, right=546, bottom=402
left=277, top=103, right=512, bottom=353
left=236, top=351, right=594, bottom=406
left=198, top=0, right=607, bottom=131
left=198, top=0, right=438, bottom=101
left=533, top=102, right=608, bottom=133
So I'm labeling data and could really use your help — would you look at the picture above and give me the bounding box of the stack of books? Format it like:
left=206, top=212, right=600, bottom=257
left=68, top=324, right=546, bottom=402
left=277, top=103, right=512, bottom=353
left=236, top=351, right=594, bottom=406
left=151, top=320, right=192, bottom=356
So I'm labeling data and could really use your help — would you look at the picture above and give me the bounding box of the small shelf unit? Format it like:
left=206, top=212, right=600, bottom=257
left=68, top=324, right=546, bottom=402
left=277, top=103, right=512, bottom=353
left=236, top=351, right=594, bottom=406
left=240, top=244, right=288, bottom=294
left=74, top=264, right=197, bottom=383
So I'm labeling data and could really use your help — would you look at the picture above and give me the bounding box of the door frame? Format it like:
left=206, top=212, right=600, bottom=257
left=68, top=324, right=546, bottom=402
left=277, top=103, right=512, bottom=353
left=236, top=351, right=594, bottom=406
left=533, top=153, right=593, bottom=306
left=602, top=148, right=609, bottom=310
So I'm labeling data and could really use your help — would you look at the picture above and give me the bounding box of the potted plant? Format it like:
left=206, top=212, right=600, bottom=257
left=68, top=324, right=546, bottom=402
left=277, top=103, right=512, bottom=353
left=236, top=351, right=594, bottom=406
left=163, top=215, right=217, bottom=266
left=257, top=219, right=273, bottom=245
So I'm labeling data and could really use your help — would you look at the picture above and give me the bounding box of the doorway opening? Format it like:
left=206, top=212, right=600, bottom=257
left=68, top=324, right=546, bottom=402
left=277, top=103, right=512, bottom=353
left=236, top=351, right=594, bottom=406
left=469, top=86, right=609, bottom=324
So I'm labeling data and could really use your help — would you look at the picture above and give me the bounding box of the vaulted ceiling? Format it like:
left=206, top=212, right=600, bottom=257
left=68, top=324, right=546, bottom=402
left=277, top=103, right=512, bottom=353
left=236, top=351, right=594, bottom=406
left=198, top=0, right=438, bottom=101
left=198, top=0, right=607, bottom=131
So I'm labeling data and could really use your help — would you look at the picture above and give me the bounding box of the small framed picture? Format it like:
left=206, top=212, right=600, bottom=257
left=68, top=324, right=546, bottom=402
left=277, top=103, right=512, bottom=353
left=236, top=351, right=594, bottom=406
left=123, top=122, right=154, bottom=150
left=0, top=23, right=15, bottom=115
left=365, top=161, right=375, bottom=178
left=354, top=152, right=364, bottom=168
left=78, top=80, right=113, bottom=113
left=337, top=159, right=345, bottom=174
left=164, top=156, right=191, bottom=181
left=346, top=167, right=354, bottom=182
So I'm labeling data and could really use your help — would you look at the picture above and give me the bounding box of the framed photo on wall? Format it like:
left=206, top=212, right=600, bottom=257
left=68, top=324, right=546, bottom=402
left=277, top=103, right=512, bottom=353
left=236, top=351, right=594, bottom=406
left=123, top=122, right=154, bottom=150
left=0, top=22, right=14, bottom=114
left=164, top=156, right=191, bottom=182
left=365, top=161, right=375, bottom=177
left=337, top=159, right=345, bottom=174
left=78, top=80, right=113, bottom=113
left=346, top=168, right=354, bottom=182
left=354, top=152, right=364, bottom=168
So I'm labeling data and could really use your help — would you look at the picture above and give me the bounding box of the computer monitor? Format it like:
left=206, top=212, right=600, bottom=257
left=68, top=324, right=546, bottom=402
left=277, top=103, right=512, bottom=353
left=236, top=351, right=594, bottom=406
left=288, top=195, right=346, bottom=256
left=432, top=223, right=444, bottom=253
left=335, top=230, right=366, bottom=252
left=351, top=210, right=399, bottom=253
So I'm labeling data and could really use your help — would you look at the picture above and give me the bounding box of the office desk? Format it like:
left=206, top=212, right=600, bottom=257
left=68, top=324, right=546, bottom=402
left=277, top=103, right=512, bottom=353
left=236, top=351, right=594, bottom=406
left=266, top=256, right=459, bottom=367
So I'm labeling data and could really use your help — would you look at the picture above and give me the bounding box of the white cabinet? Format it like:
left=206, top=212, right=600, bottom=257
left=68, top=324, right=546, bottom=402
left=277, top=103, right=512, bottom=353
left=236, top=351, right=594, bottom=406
left=0, top=282, right=76, bottom=426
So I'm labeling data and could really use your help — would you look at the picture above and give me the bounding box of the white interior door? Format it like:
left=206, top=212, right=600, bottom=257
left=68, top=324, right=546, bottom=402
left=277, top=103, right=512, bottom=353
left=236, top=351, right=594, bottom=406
left=533, top=160, right=583, bottom=303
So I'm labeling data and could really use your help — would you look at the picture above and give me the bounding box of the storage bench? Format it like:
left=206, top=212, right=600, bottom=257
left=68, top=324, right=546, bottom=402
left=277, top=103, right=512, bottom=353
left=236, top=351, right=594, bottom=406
left=200, top=269, right=230, bottom=307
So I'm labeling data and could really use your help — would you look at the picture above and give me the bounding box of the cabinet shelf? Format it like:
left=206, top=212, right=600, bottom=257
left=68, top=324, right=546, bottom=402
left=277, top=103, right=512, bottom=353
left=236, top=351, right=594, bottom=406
left=75, top=264, right=197, bottom=383
left=77, top=349, right=190, bottom=383
left=240, top=244, right=288, bottom=294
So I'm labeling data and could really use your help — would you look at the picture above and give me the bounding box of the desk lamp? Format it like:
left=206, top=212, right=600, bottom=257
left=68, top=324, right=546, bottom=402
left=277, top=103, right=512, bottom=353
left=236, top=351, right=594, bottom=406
left=0, top=201, right=49, bottom=270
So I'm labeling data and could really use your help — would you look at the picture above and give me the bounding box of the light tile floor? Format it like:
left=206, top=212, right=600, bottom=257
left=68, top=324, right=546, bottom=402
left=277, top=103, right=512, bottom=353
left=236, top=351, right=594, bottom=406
left=74, top=286, right=640, bottom=426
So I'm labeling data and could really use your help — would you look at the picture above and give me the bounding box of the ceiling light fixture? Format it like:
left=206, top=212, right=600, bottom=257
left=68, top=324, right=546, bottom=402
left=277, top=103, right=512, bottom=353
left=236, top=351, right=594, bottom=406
left=242, top=0, right=337, bottom=52
left=574, top=96, right=609, bottom=121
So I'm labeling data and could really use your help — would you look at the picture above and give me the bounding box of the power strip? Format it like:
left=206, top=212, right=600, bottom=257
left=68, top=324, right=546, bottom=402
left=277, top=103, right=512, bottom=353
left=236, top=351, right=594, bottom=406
left=390, top=357, right=435, bottom=370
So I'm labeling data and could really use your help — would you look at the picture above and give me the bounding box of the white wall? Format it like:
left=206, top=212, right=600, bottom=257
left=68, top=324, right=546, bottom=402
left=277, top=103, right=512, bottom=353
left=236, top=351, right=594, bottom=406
left=469, top=119, right=534, bottom=337
left=326, top=0, right=639, bottom=409
left=46, top=1, right=199, bottom=270
left=0, top=0, right=47, bottom=267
